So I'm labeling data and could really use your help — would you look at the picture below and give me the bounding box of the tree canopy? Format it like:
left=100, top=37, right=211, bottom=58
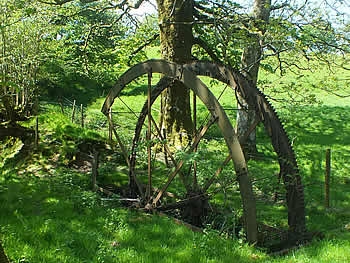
left=0, top=0, right=349, bottom=123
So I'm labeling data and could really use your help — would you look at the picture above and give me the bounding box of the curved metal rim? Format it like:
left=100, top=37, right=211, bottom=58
left=101, top=59, right=307, bottom=243
left=183, top=61, right=306, bottom=237
left=102, top=59, right=257, bottom=243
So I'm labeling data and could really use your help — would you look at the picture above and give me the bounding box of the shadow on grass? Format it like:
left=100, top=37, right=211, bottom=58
left=280, top=105, right=350, bottom=238
left=1, top=104, right=350, bottom=262
left=282, top=106, right=350, bottom=146
left=120, top=83, right=149, bottom=97
left=0, top=171, right=264, bottom=263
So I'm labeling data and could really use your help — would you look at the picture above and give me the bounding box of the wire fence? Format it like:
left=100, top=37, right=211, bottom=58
left=39, top=98, right=350, bottom=217
left=41, top=98, right=110, bottom=134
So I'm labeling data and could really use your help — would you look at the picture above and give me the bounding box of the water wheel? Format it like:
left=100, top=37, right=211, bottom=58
left=102, top=60, right=306, bottom=247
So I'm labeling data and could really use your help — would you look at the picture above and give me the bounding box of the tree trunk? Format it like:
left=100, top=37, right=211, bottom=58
left=156, top=0, right=194, bottom=146
left=237, top=0, right=271, bottom=156
left=0, top=241, right=9, bottom=263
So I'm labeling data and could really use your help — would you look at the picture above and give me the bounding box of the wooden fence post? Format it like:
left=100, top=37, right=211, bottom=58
left=35, top=116, right=39, bottom=148
left=108, top=109, right=113, bottom=141
left=71, top=99, right=76, bottom=123
left=80, top=104, right=84, bottom=128
left=91, top=149, right=99, bottom=191
left=59, top=98, right=64, bottom=114
left=325, top=148, right=331, bottom=208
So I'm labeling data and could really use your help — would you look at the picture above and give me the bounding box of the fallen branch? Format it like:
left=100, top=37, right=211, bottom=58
left=0, top=124, right=34, bottom=141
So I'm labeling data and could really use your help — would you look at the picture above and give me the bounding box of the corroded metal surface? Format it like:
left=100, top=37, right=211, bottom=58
left=184, top=61, right=306, bottom=240
left=102, top=60, right=257, bottom=243
left=102, top=59, right=307, bottom=244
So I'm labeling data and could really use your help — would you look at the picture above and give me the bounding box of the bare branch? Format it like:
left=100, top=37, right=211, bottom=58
left=322, top=90, right=350, bottom=98
left=193, top=37, right=222, bottom=64
left=271, top=2, right=289, bottom=11
left=128, top=0, right=145, bottom=9
left=128, top=33, right=160, bottom=65
left=98, top=1, right=128, bottom=13
left=193, top=3, right=213, bottom=22
left=37, top=0, right=78, bottom=5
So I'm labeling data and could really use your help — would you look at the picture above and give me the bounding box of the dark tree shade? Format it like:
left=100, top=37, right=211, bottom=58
left=0, top=241, right=9, bottom=263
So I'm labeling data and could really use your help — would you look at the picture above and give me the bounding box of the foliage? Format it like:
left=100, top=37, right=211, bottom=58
left=1, top=77, right=350, bottom=261
left=258, top=54, right=350, bottom=106
left=192, top=0, right=349, bottom=104
left=0, top=0, right=350, bottom=261
left=0, top=0, right=160, bottom=111
left=36, top=1, right=160, bottom=104
left=119, top=14, right=159, bottom=67
left=37, top=1, right=130, bottom=103
left=0, top=0, right=44, bottom=120
left=1, top=0, right=348, bottom=117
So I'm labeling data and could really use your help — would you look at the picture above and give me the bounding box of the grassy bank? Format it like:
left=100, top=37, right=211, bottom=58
left=1, top=80, right=350, bottom=262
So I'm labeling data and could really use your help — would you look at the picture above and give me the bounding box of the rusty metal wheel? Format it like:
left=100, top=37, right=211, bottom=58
left=129, top=77, right=246, bottom=226
left=102, top=59, right=307, bottom=246
left=102, top=60, right=257, bottom=243
left=184, top=61, right=306, bottom=245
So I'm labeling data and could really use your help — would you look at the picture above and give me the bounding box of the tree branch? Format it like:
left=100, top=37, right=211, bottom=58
left=128, top=0, right=145, bottom=9
left=193, top=4, right=214, bottom=22
left=37, top=0, right=79, bottom=6
left=193, top=37, right=222, bottom=63
left=271, top=2, right=289, bottom=11
left=128, top=33, right=160, bottom=65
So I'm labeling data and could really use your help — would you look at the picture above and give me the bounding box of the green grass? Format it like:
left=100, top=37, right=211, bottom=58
left=0, top=170, right=266, bottom=263
left=1, top=61, right=350, bottom=262
left=281, top=105, right=350, bottom=241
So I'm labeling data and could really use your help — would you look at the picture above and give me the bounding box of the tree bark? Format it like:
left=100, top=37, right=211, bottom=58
left=237, top=0, right=271, bottom=156
left=0, top=241, right=9, bottom=263
left=156, top=0, right=194, bottom=146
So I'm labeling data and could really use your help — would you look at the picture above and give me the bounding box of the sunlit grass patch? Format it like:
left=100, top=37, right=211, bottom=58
left=1, top=70, right=350, bottom=262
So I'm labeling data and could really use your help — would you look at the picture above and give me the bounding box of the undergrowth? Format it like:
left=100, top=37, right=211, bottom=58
left=1, top=80, right=350, bottom=262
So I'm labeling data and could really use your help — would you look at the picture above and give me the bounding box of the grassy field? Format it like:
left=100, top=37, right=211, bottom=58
left=1, top=65, right=350, bottom=262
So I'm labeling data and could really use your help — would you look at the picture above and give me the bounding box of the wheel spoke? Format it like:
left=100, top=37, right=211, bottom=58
left=152, top=115, right=218, bottom=206
left=106, top=113, right=130, bottom=167
left=157, top=192, right=208, bottom=211
left=150, top=115, right=192, bottom=192
left=192, top=92, right=198, bottom=190
left=146, top=70, right=152, bottom=199
left=203, top=154, right=232, bottom=192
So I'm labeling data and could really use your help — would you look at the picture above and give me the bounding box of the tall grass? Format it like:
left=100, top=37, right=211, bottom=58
left=1, top=61, right=350, bottom=262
